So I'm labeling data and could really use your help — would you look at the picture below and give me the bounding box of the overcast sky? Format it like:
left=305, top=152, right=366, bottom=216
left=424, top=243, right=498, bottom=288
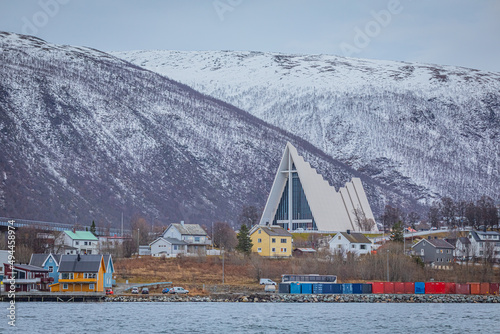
left=0, top=0, right=499, bottom=72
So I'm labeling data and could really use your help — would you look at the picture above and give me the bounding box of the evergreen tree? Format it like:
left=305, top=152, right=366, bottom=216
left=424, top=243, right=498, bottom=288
left=390, top=221, right=404, bottom=243
left=90, top=220, right=96, bottom=235
left=236, top=224, right=253, bottom=255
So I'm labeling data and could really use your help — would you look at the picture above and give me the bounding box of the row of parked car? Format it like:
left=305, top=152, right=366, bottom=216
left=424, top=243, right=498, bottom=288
left=130, top=286, right=189, bottom=294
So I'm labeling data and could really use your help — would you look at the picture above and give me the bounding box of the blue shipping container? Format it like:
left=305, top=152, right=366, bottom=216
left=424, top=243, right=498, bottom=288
left=278, top=283, right=290, bottom=294
left=325, top=283, right=343, bottom=294
left=343, top=283, right=353, bottom=294
left=352, top=283, right=363, bottom=294
left=290, top=282, right=301, bottom=294
left=362, top=284, right=372, bottom=294
left=415, top=282, right=425, bottom=294
left=301, top=283, right=313, bottom=294
left=313, top=284, right=323, bottom=294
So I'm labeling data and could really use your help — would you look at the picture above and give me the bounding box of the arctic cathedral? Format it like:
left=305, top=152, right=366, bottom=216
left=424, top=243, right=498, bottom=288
left=259, top=143, right=378, bottom=232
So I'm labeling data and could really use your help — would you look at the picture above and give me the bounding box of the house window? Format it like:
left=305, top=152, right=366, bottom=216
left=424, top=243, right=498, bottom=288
left=272, top=248, right=276, bottom=252
left=436, top=250, right=439, bottom=253
left=272, top=238, right=276, bottom=243
left=360, top=245, right=366, bottom=250
left=75, top=241, right=79, bottom=245
left=338, top=236, right=341, bottom=240
left=281, top=248, right=287, bottom=253
left=48, top=266, right=53, bottom=273
left=257, top=248, right=262, bottom=253
left=63, top=284, right=68, bottom=290
left=281, top=238, right=287, bottom=243
left=421, top=249, right=424, bottom=256
left=258, top=239, right=262, bottom=243
left=195, top=237, right=200, bottom=242
left=89, top=284, right=94, bottom=290
left=479, top=251, right=484, bottom=255
left=173, top=245, right=178, bottom=250
left=84, top=241, right=88, bottom=245
left=352, top=245, right=355, bottom=249
left=258, top=230, right=261, bottom=234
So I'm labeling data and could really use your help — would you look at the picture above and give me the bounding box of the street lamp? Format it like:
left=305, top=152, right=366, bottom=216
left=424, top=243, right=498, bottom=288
left=386, top=249, right=390, bottom=282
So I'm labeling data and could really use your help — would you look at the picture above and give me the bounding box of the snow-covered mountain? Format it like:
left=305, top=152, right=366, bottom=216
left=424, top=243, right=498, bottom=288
left=0, top=32, right=415, bottom=227
left=112, top=50, right=500, bottom=205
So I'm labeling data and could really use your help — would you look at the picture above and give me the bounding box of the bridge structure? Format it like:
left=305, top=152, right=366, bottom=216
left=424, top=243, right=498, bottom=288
left=0, top=216, right=130, bottom=236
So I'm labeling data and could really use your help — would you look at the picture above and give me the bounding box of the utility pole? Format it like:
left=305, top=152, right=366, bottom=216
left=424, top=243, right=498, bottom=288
left=222, top=246, right=225, bottom=284
left=121, top=212, right=124, bottom=237
left=137, top=228, right=140, bottom=254
left=386, top=249, right=390, bottom=282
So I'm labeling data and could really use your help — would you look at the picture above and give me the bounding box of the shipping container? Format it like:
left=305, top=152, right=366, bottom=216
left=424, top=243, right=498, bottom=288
left=352, top=283, right=363, bottom=294
left=371, top=282, right=384, bottom=294
left=362, top=284, right=372, bottom=294
left=469, top=283, right=480, bottom=295
left=404, top=282, right=415, bottom=294
left=384, top=282, right=395, bottom=294
left=342, top=283, right=353, bottom=294
left=278, top=283, right=290, bottom=294
left=444, top=282, right=456, bottom=294
left=489, top=283, right=499, bottom=295
left=480, top=282, right=489, bottom=295
left=455, top=283, right=470, bottom=295
left=313, top=283, right=323, bottom=294
left=290, top=282, right=301, bottom=294
left=415, top=282, right=425, bottom=294
left=301, top=283, right=313, bottom=294
left=324, top=283, right=343, bottom=294
left=434, top=282, right=445, bottom=294
left=394, top=282, right=405, bottom=294
left=425, top=282, right=435, bottom=294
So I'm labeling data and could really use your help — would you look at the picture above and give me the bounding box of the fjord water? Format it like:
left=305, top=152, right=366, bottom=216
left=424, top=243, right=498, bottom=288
left=2, top=302, right=499, bottom=333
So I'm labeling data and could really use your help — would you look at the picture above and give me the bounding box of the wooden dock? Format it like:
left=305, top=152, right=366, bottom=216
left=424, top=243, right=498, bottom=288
left=0, top=292, right=106, bottom=302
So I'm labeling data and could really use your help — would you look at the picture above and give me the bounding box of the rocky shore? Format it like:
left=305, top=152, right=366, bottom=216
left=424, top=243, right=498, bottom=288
left=106, top=293, right=500, bottom=303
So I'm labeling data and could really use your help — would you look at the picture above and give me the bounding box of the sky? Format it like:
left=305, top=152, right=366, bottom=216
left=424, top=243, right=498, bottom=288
left=0, top=0, right=499, bottom=72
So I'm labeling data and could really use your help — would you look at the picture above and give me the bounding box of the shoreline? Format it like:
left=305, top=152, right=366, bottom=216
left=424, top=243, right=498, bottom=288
left=5, top=293, right=500, bottom=303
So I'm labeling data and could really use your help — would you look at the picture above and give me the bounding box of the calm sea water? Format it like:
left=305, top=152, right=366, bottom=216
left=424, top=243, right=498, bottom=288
left=1, top=302, right=499, bottom=333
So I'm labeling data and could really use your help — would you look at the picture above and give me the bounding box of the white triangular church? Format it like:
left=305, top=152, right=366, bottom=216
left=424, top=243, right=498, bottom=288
left=259, top=143, right=378, bottom=232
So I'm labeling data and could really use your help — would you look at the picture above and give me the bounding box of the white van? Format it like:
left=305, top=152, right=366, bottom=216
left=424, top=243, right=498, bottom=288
left=260, top=278, right=276, bottom=285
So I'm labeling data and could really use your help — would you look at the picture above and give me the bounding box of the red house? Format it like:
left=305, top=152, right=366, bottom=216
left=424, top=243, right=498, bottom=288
left=2, top=263, right=53, bottom=292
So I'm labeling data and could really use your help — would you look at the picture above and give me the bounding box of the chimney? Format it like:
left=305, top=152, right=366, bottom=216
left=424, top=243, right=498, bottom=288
left=428, top=236, right=431, bottom=240
left=347, top=230, right=351, bottom=234
left=181, top=220, right=185, bottom=227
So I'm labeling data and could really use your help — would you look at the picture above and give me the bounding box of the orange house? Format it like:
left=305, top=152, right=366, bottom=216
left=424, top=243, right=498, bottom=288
left=50, top=254, right=106, bottom=292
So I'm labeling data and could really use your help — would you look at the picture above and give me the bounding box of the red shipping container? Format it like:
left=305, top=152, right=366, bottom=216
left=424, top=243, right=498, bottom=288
left=434, top=282, right=446, bottom=294
left=456, top=283, right=470, bottom=295
left=371, top=282, right=385, bottom=294
left=469, top=283, right=481, bottom=295
left=489, top=283, right=499, bottom=295
left=404, top=282, right=415, bottom=294
left=384, top=282, right=395, bottom=294
left=444, top=282, right=456, bottom=294
left=394, top=282, right=405, bottom=294
left=425, top=282, right=435, bottom=294
left=480, top=282, right=490, bottom=295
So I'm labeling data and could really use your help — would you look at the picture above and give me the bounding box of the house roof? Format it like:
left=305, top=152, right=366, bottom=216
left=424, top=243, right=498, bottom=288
left=64, top=230, right=98, bottom=241
left=150, top=237, right=187, bottom=247
left=11, top=264, right=49, bottom=272
left=294, top=248, right=316, bottom=252
left=58, top=254, right=103, bottom=273
left=413, top=238, right=455, bottom=249
left=170, top=223, right=207, bottom=236
left=29, top=253, right=61, bottom=267
left=458, top=237, right=471, bottom=245
left=470, top=230, right=500, bottom=242
left=337, top=232, right=372, bottom=244
left=257, top=226, right=293, bottom=237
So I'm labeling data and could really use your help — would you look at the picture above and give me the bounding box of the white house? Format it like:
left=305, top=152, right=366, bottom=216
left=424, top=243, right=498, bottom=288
left=54, top=230, right=99, bottom=255
left=98, top=235, right=131, bottom=253
left=149, top=221, right=211, bottom=257
left=454, top=237, right=472, bottom=261
left=467, top=230, right=500, bottom=262
left=329, top=231, right=372, bottom=256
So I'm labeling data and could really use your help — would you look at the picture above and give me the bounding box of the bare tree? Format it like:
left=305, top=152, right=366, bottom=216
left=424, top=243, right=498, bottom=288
left=353, top=207, right=375, bottom=231
left=238, top=205, right=260, bottom=228
left=212, top=221, right=237, bottom=251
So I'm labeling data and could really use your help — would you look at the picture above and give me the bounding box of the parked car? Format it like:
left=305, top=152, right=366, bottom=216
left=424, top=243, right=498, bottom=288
left=169, top=287, right=189, bottom=294
left=162, top=288, right=170, bottom=294
left=141, top=288, right=149, bottom=294
left=259, top=278, right=276, bottom=285
left=264, top=284, right=276, bottom=293
left=106, top=288, right=113, bottom=295
left=131, top=287, right=139, bottom=294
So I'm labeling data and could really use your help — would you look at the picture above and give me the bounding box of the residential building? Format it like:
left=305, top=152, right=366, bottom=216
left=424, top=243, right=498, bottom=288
left=29, top=253, right=61, bottom=284
left=259, top=142, right=377, bottom=232
left=103, top=254, right=115, bottom=288
left=467, top=230, right=500, bottom=262
left=138, top=245, right=151, bottom=256
left=454, top=237, right=472, bottom=261
left=0, top=250, right=9, bottom=281
left=150, top=237, right=187, bottom=257
left=50, top=254, right=106, bottom=292
left=54, top=230, right=99, bottom=255
left=293, top=248, right=317, bottom=257
left=250, top=225, right=293, bottom=257
left=2, top=263, right=52, bottom=292
left=98, top=235, right=132, bottom=253
left=411, top=237, right=454, bottom=268
left=328, top=231, right=373, bottom=256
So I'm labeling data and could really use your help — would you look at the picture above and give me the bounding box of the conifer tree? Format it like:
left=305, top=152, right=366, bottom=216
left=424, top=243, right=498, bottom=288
left=90, top=220, right=96, bottom=235
left=236, top=224, right=253, bottom=255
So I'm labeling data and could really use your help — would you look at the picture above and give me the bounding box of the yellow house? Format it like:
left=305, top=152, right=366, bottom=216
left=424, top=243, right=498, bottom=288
left=250, top=225, right=293, bottom=257
left=50, top=254, right=106, bottom=292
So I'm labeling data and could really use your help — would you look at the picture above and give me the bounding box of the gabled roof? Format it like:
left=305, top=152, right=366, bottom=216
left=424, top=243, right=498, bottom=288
left=58, top=254, right=104, bottom=273
left=294, top=248, right=316, bottom=252
left=169, top=223, right=207, bottom=236
left=412, top=238, right=455, bottom=249
left=470, top=230, right=500, bottom=242
left=29, top=253, right=61, bottom=267
left=256, top=226, right=292, bottom=237
left=150, top=237, right=187, bottom=247
left=64, top=230, right=98, bottom=241
left=457, top=237, right=471, bottom=246
left=333, top=232, right=371, bottom=244
left=9, top=264, right=48, bottom=272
